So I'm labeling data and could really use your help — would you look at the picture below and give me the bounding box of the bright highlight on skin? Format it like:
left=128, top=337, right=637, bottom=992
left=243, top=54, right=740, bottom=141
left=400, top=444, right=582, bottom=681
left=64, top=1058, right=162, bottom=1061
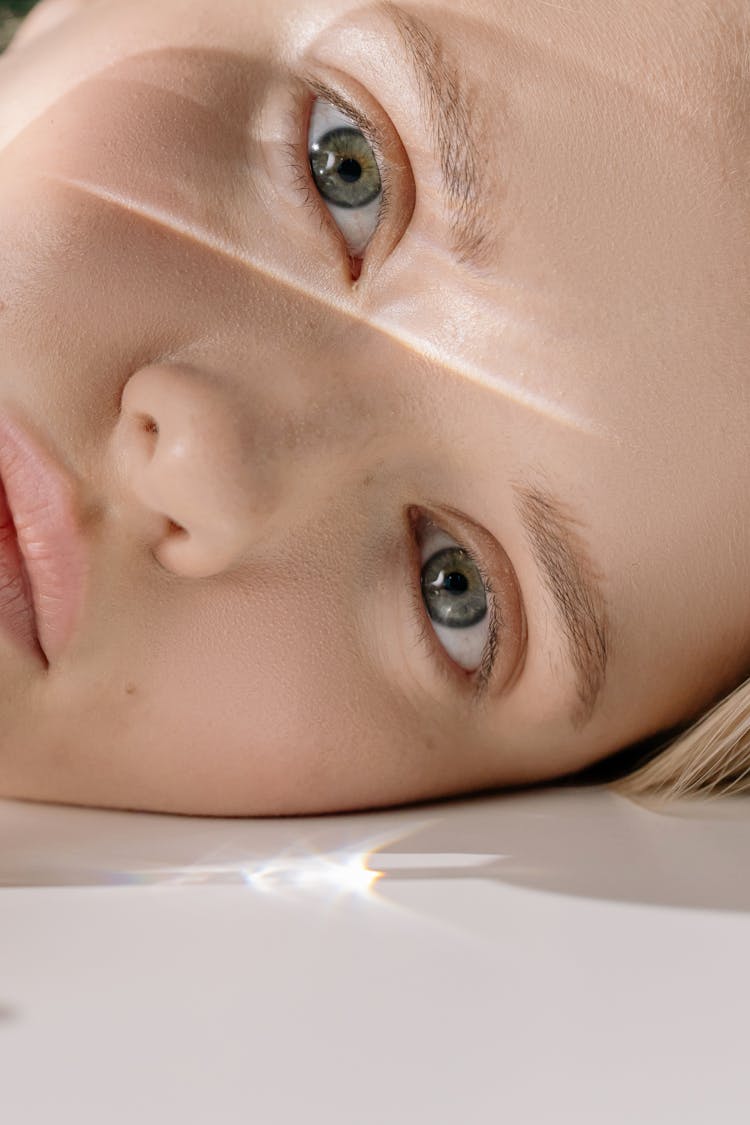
left=48, top=169, right=595, bottom=433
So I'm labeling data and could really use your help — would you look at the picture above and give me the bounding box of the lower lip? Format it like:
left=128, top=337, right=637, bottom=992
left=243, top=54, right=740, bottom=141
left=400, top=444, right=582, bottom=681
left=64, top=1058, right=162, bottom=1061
left=0, top=479, right=39, bottom=658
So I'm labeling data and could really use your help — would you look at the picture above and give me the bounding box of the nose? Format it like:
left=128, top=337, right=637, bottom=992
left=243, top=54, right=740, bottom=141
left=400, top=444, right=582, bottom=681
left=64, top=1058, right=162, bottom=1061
left=112, top=364, right=272, bottom=579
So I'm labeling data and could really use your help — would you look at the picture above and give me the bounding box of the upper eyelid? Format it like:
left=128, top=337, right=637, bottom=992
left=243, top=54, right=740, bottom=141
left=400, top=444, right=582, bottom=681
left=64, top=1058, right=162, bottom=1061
left=300, top=73, right=389, bottom=154
left=304, top=80, right=394, bottom=221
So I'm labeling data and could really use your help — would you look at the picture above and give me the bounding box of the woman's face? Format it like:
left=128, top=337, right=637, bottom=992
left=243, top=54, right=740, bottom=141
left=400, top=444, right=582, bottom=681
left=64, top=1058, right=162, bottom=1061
left=0, top=0, right=748, bottom=814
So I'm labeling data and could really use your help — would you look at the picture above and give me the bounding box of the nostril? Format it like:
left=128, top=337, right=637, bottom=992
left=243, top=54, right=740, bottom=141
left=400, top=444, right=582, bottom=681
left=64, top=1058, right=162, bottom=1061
left=167, top=519, right=186, bottom=536
left=128, top=413, right=159, bottom=462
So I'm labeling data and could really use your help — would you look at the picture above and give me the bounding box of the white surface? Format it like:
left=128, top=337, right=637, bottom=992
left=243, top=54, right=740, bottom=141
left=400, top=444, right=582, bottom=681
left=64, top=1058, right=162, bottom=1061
left=1, top=786, right=749, bottom=1124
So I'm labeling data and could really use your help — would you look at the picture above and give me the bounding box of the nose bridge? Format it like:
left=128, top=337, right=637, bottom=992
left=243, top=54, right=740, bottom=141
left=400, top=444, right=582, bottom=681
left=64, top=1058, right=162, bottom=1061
left=274, top=372, right=382, bottom=476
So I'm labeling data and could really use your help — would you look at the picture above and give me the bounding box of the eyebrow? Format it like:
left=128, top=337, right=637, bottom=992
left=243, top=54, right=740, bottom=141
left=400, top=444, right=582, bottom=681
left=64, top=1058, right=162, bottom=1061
left=376, top=1, right=500, bottom=267
left=513, top=483, right=610, bottom=727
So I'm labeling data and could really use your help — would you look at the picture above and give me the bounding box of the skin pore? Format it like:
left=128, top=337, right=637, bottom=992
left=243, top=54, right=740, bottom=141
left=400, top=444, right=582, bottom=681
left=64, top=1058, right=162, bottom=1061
left=0, top=0, right=748, bottom=814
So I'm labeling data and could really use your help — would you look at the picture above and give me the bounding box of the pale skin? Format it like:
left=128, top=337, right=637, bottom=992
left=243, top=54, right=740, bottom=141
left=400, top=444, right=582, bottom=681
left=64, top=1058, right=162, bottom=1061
left=0, top=0, right=748, bottom=814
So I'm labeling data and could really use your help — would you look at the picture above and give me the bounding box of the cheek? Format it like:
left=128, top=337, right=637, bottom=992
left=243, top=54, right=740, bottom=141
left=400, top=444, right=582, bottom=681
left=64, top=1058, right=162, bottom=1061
left=48, top=573, right=474, bottom=816
left=47, top=573, right=375, bottom=813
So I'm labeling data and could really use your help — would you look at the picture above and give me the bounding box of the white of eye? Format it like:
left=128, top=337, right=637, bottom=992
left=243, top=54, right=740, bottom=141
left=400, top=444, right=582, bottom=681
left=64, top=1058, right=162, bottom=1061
left=307, top=99, right=383, bottom=257
left=419, top=524, right=491, bottom=672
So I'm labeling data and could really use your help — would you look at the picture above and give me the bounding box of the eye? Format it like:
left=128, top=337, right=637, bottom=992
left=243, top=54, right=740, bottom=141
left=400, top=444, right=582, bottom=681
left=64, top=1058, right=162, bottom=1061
left=418, top=522, right=493, bottom=673
left=307, top=99, right=384, bottom=259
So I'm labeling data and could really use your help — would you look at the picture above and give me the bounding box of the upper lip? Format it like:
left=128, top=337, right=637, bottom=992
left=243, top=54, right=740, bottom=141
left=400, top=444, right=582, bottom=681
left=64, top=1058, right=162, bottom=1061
left=0, top=412, right=88, bottom=664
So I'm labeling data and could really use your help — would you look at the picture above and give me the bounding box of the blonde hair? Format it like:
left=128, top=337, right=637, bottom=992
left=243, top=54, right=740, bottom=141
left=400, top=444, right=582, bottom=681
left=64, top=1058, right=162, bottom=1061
left=615, top=675, right=750, bottom=799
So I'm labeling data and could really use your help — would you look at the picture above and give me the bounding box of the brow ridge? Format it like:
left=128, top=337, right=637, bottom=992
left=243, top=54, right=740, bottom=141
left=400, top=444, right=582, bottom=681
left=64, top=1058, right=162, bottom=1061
left=377, top=1, right=497, bottom=266
left=513, top=483, right=609, bottom=726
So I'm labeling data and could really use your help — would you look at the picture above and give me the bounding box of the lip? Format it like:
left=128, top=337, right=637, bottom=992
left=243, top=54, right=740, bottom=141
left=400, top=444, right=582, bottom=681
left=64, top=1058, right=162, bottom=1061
left=0, top=413, right=87, bottom=665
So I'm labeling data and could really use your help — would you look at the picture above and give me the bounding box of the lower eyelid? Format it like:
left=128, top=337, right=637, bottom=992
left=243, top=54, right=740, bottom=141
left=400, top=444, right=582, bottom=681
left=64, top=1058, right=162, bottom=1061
left=282, top=86, right=346, bottom=251
left=407, top=505, right=529, bottom=699
left=406, top=509, right=495, bottom=686
left=281, top=90, right=369, bottom=277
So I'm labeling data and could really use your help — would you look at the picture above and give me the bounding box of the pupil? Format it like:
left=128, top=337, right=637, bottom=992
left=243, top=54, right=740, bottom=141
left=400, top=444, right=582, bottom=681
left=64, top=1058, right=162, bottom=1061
left=443, top=571, right=469, bottom=593
left=338, top=158, right=362, bottom=183
left=420, top=546, right=487, bottom=630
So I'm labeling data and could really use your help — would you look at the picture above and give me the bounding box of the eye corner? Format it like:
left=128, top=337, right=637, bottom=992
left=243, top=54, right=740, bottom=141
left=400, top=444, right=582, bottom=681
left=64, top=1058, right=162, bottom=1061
left=348, top=253, right=364, bottom=282
left=405, top=503, right=426, bottom=532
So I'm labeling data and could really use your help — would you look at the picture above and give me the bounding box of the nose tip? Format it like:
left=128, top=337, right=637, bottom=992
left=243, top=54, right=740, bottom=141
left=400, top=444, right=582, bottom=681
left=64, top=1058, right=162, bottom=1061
left=113, top=364, right=259, bottom=579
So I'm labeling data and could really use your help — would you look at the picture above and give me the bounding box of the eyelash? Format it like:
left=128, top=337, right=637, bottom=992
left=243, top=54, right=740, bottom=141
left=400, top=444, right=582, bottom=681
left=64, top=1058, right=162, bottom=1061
left=407, top=512, right=501, bottom=699
left=283, top=80, right=394, bottom=271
